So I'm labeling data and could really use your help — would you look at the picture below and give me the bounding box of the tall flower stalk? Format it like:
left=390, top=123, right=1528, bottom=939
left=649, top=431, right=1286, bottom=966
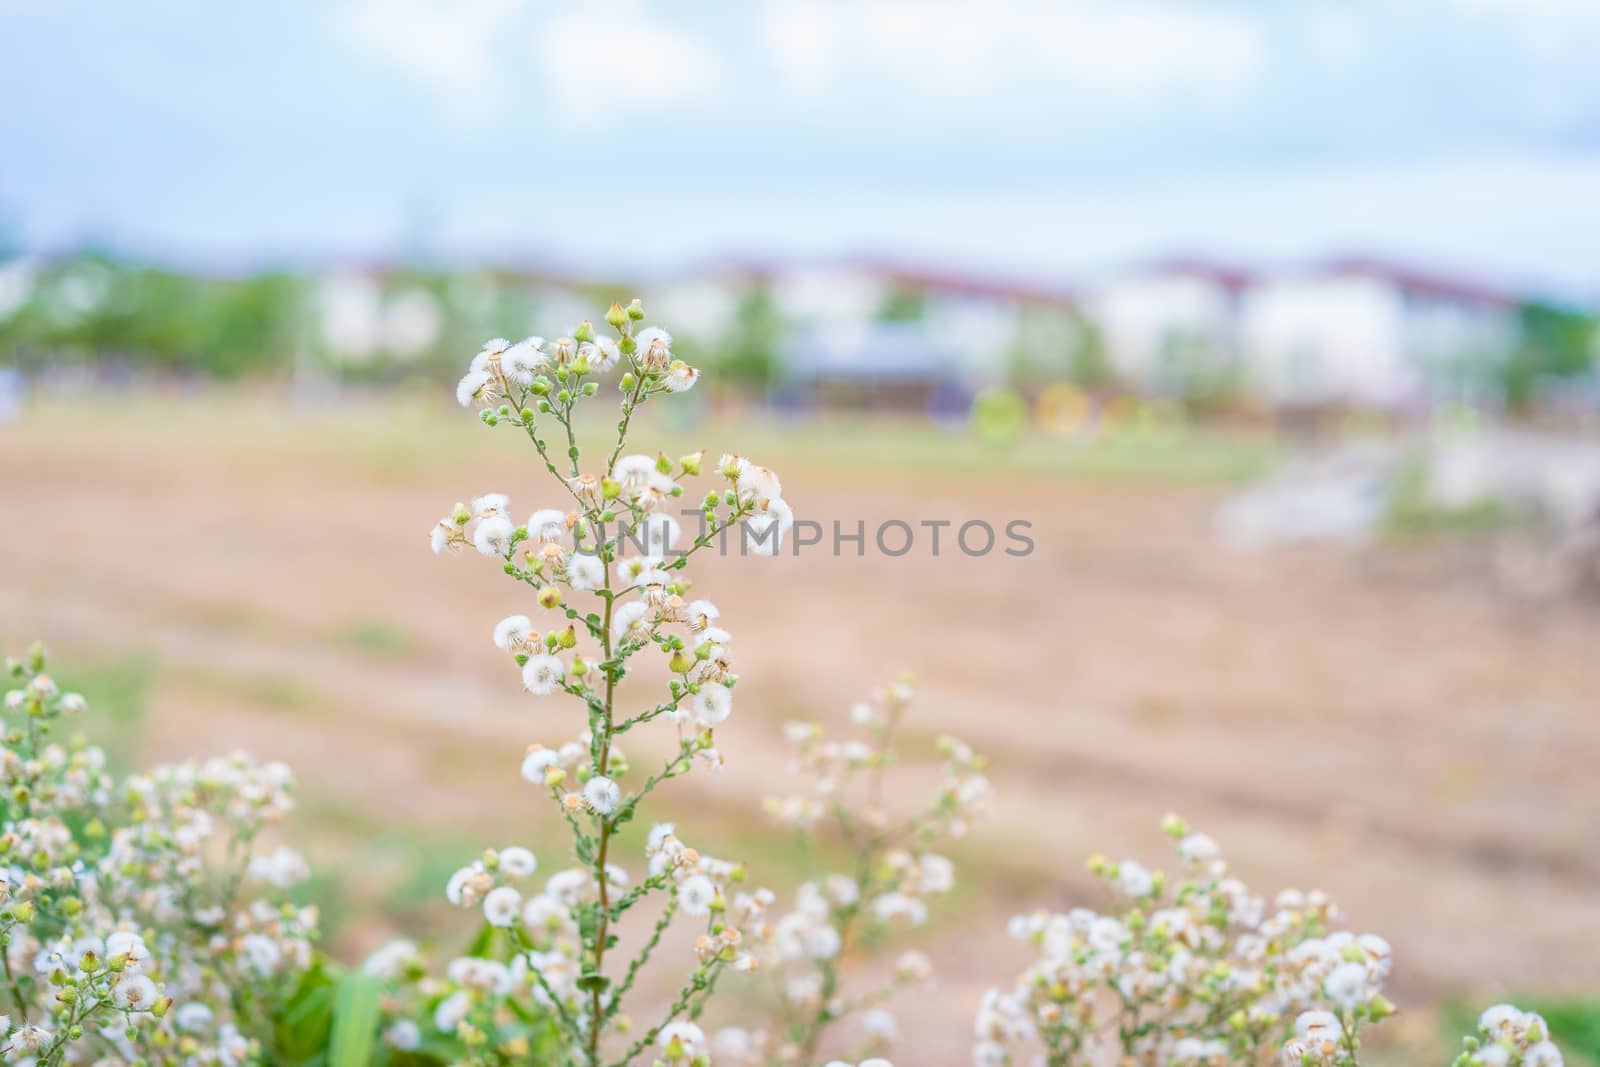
left=425, top=302, right=792, bottom=1066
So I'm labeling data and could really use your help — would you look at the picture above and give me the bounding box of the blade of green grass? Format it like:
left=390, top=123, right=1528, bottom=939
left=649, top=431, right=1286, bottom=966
left=329, top=971, right=382, bottom=1067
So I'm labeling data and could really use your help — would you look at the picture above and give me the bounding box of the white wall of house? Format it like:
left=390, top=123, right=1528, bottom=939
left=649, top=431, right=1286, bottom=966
left=654, top=278, right=740, bottom=345
left=1240, top=276, right=1409, bottom=406
left=1240, top=275, right=1516, bottom=408
left=1089, top=273, right=1239, bottom=393
left=771, top=265, right=886, bottom=329
left=921, top=292, right=1023, bottom=379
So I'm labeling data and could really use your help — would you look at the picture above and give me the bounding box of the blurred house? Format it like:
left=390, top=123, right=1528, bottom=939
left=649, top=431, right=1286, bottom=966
left=1088, top=259, right=1252, bottom=396
left=1239, top=259, right=1518, bottom=411
left=692, top=259, right=1083, bottom=405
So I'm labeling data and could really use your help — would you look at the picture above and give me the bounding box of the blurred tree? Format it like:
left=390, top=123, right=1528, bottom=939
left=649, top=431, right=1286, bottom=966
left=1501, top=301, right=1597, bottom=411
left=713, top=284, right=784, bottom=390
left=874, top=285, right=925, bottom=323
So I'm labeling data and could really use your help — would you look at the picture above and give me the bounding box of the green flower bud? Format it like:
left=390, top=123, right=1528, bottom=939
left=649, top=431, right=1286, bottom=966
left=574, top=320, right=595, bottom=342
left=626, top=298, right=644, bottom=321
left=605, top=302, right=628, bottom=329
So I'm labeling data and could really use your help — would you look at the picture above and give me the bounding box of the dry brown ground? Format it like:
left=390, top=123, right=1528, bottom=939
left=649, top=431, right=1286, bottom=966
left=1, top=392, right=1596, bottom=1062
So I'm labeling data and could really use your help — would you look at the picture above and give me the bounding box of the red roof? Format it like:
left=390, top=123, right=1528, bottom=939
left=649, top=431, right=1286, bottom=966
left=1314, top=256, right=1518, bottom=308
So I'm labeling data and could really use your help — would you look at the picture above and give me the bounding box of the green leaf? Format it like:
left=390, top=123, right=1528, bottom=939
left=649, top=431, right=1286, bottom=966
left=328, top=971, right=382, bottom=1067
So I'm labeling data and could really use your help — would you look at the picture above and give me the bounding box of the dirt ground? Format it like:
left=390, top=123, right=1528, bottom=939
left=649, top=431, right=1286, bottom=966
left=1, top=392, right=1596, bottom=1062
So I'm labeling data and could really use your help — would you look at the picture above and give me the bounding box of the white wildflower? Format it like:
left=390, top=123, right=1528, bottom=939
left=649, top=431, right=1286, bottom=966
left=494, top=615, right=535, bottom=651
left=693, top=684, right=733, bottom=725
left=499, top=846, right=538, bottom=878
left=522, top=655, right=566, bottom=696
left=483, top=886, right=522, bottom=927
left=567, top=553, right=605, bottom=591
left=583, top=776, right=621, bottom=815
left=678, top=875, right=718, bottom=916
left=473, top=514, right=515, bottom=557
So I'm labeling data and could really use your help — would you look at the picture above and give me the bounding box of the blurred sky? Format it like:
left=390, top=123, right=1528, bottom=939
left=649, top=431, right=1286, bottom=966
left=2, top=0, right=1598, bottom=297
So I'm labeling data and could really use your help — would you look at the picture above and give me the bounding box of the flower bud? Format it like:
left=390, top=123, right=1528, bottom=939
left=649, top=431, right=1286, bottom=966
left=626, top=298, right=644, bottom=321
left=538, top=586, right=563, bottom=610
left=605, top=302, right=628, bottom=329
left=574, top=320, right=594, bottom=342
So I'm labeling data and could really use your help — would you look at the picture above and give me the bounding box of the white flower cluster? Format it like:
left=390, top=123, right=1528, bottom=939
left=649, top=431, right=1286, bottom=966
left=711, top=679, right=989, bottom=1065
left=974, top=815, right=1399, bottom=1067
left=1448, top=1005, right=1564, bottom=1067
left=0, top=643, right=316, bottom=1067
left=412, top=303, right=806, bottom=1066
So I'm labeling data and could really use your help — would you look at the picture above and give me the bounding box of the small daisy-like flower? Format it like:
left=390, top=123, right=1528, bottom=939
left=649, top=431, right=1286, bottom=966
left=1525, top=1042, right=1565, bottom=1067
left=611, top=601, right=651, bottom=643
left=693, top=685, right=733, bottom=725
left=483, top=886, right=522, bottom=927
left=474, top=514, right=515, bottom=557
left=527, top=508, right=568, bottom=543
left=10, top=1025, right=52, bottom=1053
left=457, top=369, right=494, bottom=408
left=446, top=864, right=492, bottom=907
left=613, top=454, right=657, bottom=490
left=1294, top=1010, right=1340, bottom=1040
left=663, top=360, right=699, bottom=392
left=570, top=473, right=602, bottom=508
left=499, top=846, right=538, bottom=878
left=584, top=776, right=621, bottom=815
left=659, top=1021, right=706, bottom=1060
left=742, top=500, right=793, bottom=557
left=1323, top=961, right=1369, bottom=1010
left=522, top=745, right=560, bottom=783
left=473, top=493, right=511, bottom=518
left=636, top=327, right=673, bottom=368
left=493, top=615, right=535, bottom=651
left=434, top=990, right=470, bottom=1032
left=469, top=338, right=511, bottom=373
left=386, top=1020, right=423, bottom=1051
left=503, top=337, right=547, bottom=384
left=735, top=462, right=782, bottom=503
left=430, top=519, right=455, bottom=554
left=686, top=599, right=719, bottom=632
left=522, top=655, right=566, bottom=696
left=586, top=337, right=621, bottom=372
left=678, top=874, right=718, bottom=916
left=1117, top=859, right=1155, bottom=898
left=113, top=973, right=158, bottom=1010
left=567, top=553, right=605, bottom=591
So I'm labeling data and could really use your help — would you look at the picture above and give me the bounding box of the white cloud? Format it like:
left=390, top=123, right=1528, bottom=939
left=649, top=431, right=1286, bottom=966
left=763, top=0, right=1265, bottom=108
left=539, top=6, right=728, bottom=125
left=335, top=0, right=523, bottom=123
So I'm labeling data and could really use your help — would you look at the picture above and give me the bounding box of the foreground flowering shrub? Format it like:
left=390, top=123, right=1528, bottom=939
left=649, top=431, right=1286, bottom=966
left=389, top=302, right=902, bottom=1067
left=712, top=678, right=990, bottom=1065
left=973, top=816, right=1567, bottom=1067
left=1, top=643, right=318, bottom=1065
